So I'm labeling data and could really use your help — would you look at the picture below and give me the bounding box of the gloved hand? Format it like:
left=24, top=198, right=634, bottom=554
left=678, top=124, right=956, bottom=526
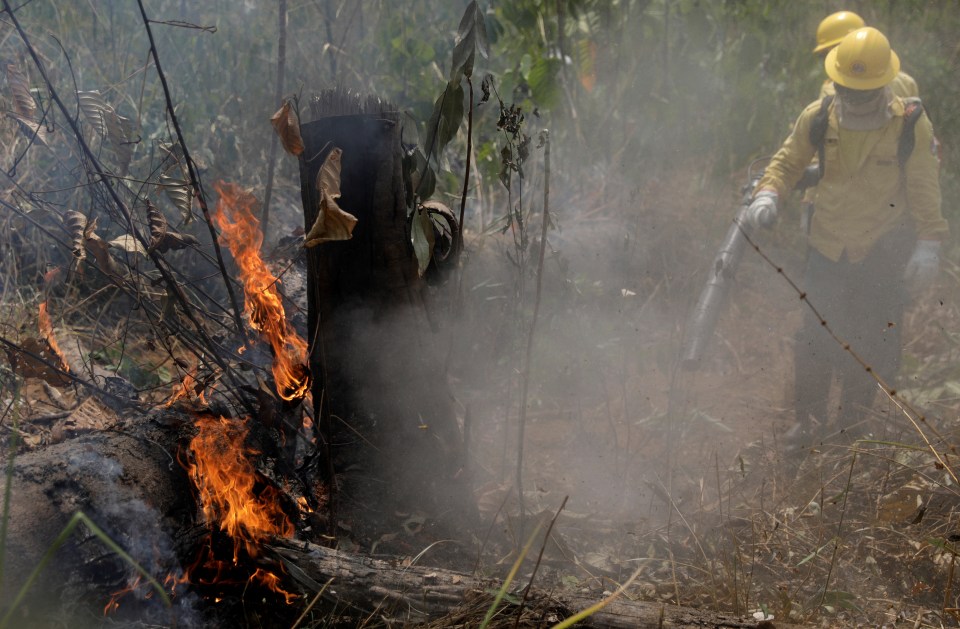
left=744, top=190, right=779, bottom=229
left=795, top=164, right=822, bottom=192
left=903, top=240, right=941, bottom=287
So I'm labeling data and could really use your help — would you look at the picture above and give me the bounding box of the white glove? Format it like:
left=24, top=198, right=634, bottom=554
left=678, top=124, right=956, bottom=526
left=903, top=240, right=941, bottom=287
left=745, top=190, right=779, bottom=229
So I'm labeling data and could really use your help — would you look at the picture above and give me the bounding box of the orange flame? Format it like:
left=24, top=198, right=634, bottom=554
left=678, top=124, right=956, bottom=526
left=103, top=576, right=142, bottom=615
left=38, top=301, right=69, bottom=372
left=163, top=571, right=190, bottom=597
left=213, top=181, right=310, bottom=402
left=186, top=415, right=294, bottom=562
left=251, top=568, right=298, bottom=605
left=166, top=370, right=197, bottom=408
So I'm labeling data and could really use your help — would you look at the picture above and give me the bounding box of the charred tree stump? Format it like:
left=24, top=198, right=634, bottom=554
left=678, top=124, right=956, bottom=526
left=297, top=91, right=472, bottom=526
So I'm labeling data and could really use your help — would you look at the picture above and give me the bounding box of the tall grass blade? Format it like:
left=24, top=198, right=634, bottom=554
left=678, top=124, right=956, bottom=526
left=550, top=566, right=644, bottom=629
left=478, top=522, right=542, bottom=629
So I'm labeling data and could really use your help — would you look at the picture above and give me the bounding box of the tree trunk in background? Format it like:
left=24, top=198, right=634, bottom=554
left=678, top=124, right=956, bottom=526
left=298, top=90, right=473, bottom=525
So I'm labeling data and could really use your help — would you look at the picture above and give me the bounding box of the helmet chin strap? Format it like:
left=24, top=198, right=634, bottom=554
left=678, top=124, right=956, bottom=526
left=835, top=85, right=892, bottom=130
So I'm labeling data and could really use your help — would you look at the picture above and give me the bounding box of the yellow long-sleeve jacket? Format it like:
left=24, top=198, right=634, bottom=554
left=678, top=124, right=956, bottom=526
left=803, top=72, right=921, bottom=205
left=758, top=95, right=947, bottom=263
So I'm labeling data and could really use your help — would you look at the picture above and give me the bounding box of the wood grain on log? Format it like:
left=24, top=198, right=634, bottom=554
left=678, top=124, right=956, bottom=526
left=266, top=538, right=791, bottom=629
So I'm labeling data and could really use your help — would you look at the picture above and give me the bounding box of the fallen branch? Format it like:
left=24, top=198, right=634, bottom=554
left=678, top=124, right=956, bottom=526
left=265, top=538, right=789, bottom=628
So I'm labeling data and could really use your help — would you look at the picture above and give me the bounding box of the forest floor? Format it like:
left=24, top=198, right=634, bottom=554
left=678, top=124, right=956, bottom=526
left=5, top=167, right=960, bottom=629
left=415, top=170, right=960, bottom=628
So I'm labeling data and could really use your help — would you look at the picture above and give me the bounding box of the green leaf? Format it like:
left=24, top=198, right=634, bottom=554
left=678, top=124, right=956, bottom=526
left=411, top=206, right=435, bottom=277
left=820, top=590, right=862, bottom=612
left=519, top=54, right=533, bottom=81
left=406, top=146, right=436, bottom=202
left=528, top=56, right=563, bottom=110
left=927, top=537, right=960, bottom=555
left=423, top=82, right=464, bottom=166
left=451, top=1, right=488, bottom=80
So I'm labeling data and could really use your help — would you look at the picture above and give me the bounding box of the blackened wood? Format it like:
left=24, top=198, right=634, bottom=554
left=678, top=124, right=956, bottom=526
left=267, top=538, right=789, bottom=629
left=0, top=411, right=196, bottom=627
left=297, top=90, right=471, bottom=524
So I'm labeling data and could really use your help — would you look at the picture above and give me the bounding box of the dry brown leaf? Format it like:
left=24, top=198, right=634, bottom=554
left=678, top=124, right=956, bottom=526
left=8, top=112, right=49, bottom=145
left=160, top=171, right=193, bottom=224
left=63, top=210, right=87, bottom=264
left=304, top=148, right=355, bottom=247
left=146, top=200, right=168, bottom=252
left=315, top=147, right=342, bottom=199
left=53, top=396, right=117, bottom=437
left=86, top=236, right=119, bottom=275
left=107, top=235, right=147, bottom=257
left=153, top=230, right=200, bottom=254
left=7, top=337, right=72, bottom=387
left=304, top=190, right=358, bottom=247
left=5, top=62, right=35, bottom=119
left=84, top=215, right=99, bottom=240
left=270, top=100, right=304, bottom=156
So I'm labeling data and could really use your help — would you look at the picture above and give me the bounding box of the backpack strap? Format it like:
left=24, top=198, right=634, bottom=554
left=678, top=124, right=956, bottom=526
left=899, top=97, right=924, bottom=171
left=808, top=94, right=834, bottom=180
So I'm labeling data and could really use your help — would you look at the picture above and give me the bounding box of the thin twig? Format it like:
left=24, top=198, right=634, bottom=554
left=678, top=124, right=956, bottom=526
left=289, top=577, right=334, bottom=629
left=3, top=1, right=255, bottom=415
left=738, top=221, right=958, bottom=482
left=817, top=448, right=858, bottom=614
left=134, top=0, right=247, bottom=340
left=513, top=495, right=567, bottom=628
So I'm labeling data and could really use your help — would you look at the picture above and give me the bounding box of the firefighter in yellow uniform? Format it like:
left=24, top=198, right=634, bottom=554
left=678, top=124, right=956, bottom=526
left=801, top=12, right=920, bottom=230
left=744, top=27, right=947, bottom=441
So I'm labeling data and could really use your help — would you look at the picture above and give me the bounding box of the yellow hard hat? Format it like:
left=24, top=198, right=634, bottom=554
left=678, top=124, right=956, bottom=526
left=813, top=11, right=865, bottom=54
left=825, top=27, right=900, bottom=90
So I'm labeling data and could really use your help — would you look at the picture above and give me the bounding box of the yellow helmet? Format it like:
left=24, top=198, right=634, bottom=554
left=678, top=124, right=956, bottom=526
left=813, top=11, right=865, bottom=54
left=825, top=27, right=900, bottom=90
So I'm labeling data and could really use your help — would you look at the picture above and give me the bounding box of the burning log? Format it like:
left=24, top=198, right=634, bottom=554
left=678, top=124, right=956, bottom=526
left=0, top=411, right=199, bottom=626
left=0, top=401, right=781, bottom=628
left=264, top=538, right=787, bottom=628
left=0, top=408, right=309, bottom=627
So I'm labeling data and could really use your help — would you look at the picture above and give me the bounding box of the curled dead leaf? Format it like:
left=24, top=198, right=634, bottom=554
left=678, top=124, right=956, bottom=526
left=63, top=210, right=87, bottom=263
left=315, top=147, right=342, bottom=199
left=7, top=337, right=71, bottom=386
left=304, top=148, right=356, bottom=247
left=160, top=171, right=193, bottom=225
left=5, top=62, right=35, bottom=120
left=304, top=191, right=357, bottom=247
left=146, top=200, right=168, bottom=252
left=86, top=235, right=120, bottom=276
left=153, top=231, right=200, bottom=253
left=8, top=112, right=49, bottom=146
left=107, top=235, right=147, bottom=257
left=270, top=100, right=304, bottom=156
left=76, top=90, right=136, bottom=174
